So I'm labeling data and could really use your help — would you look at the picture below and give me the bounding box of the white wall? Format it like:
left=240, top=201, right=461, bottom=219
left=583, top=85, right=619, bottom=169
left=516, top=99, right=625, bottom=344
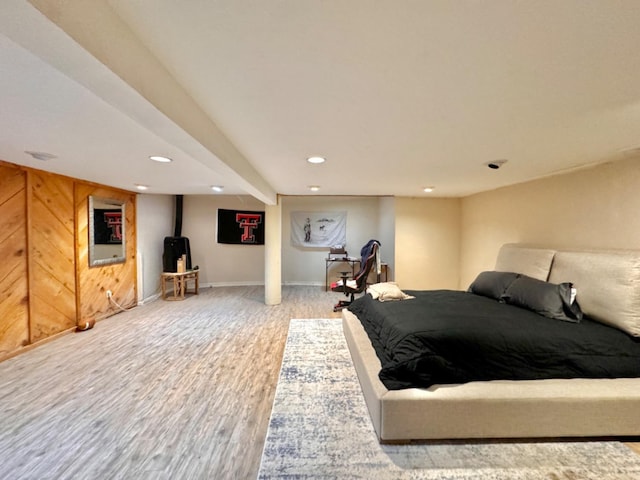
left=281, top=196, right=385, bottom=286
left=179, top=195, right=388, bottom=287
left=136, top=193, right=174, bottom=302
left=137, top=194, right=455, bottom=291
left=182, top=195, right=266, bottom=286
left=377, top=197, right=396, bottom=281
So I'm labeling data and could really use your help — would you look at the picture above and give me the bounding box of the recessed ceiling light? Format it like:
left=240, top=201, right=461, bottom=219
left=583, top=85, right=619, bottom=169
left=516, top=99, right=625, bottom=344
left=307, top=156, right=326, bottom=164
left=135, top=184, right=149, bottom=191
left=211, top=185, right=224, bottom=192
left=150, top=155, right=172, bottom=163
left=423, top=186, right=434, bottom=193
left=309, top=185, right=320, bottom=192
left=25, top=150, right=57, bottom=161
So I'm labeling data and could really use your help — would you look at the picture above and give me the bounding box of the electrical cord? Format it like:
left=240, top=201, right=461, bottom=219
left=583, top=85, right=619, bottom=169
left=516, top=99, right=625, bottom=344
left=77, top=293, right=136, bottom=331
left=109, top=294, right=136, bottom=312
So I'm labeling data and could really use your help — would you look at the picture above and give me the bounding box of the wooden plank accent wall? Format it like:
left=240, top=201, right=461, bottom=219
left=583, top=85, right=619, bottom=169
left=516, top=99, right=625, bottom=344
left=0, top=165, right=29, bottom=356
left=28, top=170, right=76, bottom=342
left=75, top=183, right=137, bottom=324
left=0, top=160, right=137, bottom=361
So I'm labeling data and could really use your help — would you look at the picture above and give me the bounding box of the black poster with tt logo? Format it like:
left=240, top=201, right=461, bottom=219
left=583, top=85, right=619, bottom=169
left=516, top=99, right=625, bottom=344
left=217, top=209, right=265, bottom=245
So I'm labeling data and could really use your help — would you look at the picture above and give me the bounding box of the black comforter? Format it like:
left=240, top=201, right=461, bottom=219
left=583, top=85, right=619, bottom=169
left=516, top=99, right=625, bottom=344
left=348, top=290, right=640, bottom=390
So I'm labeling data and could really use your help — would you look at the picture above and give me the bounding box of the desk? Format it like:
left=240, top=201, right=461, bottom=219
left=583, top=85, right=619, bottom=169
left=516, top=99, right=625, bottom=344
left=325, top=257, right=359, bottom=291
left=377, top=263, right=389, bottom=284
left=161, top=270, right=199, bottom=300
left=326, top=259, right=389, bottom=291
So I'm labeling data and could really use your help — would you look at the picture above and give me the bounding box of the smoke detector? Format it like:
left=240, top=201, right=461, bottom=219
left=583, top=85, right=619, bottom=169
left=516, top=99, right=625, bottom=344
left=25, top=150, right=57, bottom=161
left=485, top=159, right=508, bottom=170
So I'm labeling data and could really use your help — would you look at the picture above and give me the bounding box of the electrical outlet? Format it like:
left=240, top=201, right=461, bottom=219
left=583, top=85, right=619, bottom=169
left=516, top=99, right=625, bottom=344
left=106, top=290, right=112, bottom=298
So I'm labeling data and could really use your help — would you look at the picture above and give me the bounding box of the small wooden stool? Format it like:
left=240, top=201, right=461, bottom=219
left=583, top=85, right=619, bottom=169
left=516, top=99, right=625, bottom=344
left=161, top=270, right=199, bottom=300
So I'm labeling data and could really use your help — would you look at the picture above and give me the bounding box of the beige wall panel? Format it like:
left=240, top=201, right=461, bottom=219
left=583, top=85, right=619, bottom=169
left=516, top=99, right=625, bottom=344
left=394, top=197, right=461, bottom=290
left=0, top=165, right=28, bottom=356
left=75, top=184, right=136, bottom=323
left=29, top=171, right=76, bottom=341
left=460, top=157, right=640, bottom=288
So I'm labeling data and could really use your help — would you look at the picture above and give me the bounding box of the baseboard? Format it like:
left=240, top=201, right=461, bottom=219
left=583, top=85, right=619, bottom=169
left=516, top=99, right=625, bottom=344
left=139, top=292, right=161, bottom=305
left=0, top=326, right=76, bottom=363
left=203, top=281, right=265, bottom=288
left=143, top=282, right=329, bottom=298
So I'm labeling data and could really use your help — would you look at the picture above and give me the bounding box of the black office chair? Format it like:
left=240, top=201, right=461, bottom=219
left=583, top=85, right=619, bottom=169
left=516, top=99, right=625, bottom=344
left=331, top=240, right=380, bottom=311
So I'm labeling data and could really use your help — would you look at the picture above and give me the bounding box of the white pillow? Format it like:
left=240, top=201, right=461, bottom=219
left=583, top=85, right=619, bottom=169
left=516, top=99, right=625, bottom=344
left=367, top=282, right=414, bottom=302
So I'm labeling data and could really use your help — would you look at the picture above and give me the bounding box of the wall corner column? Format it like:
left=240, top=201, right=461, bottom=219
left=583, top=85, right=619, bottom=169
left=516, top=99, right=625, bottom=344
left=265, top=196, right=282, bottom=305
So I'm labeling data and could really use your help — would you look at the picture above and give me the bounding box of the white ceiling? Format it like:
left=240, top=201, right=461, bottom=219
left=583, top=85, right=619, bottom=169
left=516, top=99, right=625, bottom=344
left=2, top=0, right=640, bottom=202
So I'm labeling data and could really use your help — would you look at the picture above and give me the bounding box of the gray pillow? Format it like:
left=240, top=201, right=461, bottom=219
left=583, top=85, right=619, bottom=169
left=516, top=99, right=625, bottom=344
left=468, top=271, right=520, bottom=301
left=501, top=275, right=583, bottom=322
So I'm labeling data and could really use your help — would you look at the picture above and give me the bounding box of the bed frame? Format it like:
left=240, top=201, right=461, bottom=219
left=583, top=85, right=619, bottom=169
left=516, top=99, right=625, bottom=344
left=342, top=244, right=640, bottom=442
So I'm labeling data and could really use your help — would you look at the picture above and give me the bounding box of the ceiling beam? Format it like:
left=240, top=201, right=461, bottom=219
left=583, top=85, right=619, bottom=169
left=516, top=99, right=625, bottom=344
left=4, top=0, right=277, bottom=204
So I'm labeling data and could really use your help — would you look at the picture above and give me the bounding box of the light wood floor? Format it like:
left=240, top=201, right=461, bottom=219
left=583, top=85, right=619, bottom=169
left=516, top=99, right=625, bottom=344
left=0, top=285, right=340, bottom=480
left=0, top=285, right=638, bottom=479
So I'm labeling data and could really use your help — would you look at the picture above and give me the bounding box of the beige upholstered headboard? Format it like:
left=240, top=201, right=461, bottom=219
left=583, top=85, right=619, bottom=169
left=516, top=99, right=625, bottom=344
left=495, top=244, right=640, bottom=337
left=495, top=245, right=556, bottom=281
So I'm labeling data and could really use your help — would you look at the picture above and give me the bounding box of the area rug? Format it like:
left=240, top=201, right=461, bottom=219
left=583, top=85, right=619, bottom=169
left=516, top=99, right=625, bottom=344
left=257, top=318, right=640, bottom=479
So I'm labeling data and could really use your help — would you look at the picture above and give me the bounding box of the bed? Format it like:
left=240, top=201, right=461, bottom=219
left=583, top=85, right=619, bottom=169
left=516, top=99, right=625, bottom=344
left=342, top=244, right=640, bottom=442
